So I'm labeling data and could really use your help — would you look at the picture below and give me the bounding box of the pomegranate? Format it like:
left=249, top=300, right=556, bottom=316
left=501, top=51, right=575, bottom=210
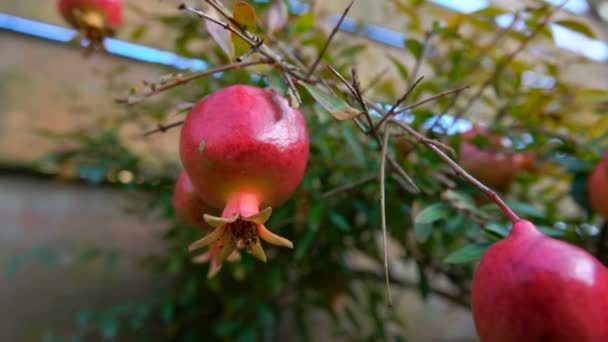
left=180, top=84, right=309, bottom=271
left=588, top=151, right=608, bottom=218
left=472, top=220, right=608, bottom=341
left=173, top=170, right=216, bottom=230
left=58, top=0, right=122, bottom=48
left=172, top=170, right=240, bottom=277
left=459, top=126, right=535, bottom=192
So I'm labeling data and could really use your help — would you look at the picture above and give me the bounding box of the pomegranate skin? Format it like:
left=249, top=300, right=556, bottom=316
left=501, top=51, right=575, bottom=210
left=58, top=0, right=122, bottom=29
left=172, top=171, right=215, bottom=230
left=180, top=84, right=309, bottom=211
left=460, top=127, right=534, bottom=192
left=181, top=85, right=309, bottom=274
left=472, top=220, right=608, bottom=342
left=588, top=153, right=608, bottom=218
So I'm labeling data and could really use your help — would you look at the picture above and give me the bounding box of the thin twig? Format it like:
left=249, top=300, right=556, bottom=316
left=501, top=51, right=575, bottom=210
left=116, top=60, right=269, bottom=104
left=350, top=69, right=374, bottom=133
left=408, top=30, right=432, bottom=87
left=326, top=65, right=420, bottom=193
left=307, top=0, right=355, bottom=79
left=389, top=117, right=520, bottom=223
left=374, top=76, right=424, bottom=130
left=393, top=85, right=470, bottom=116
left=361, top=67, right=390, bottom=95
left=321, top=174, right=377, bottom=198
left=143, top=120, right=185, bottom=137
left=387, top=156, right=419, bottom=193
left=380, top=125, right=393, bottom=307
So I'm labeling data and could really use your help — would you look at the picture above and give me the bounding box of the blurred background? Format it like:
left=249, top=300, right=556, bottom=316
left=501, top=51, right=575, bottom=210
left=1, top=0, right=608, bottom=341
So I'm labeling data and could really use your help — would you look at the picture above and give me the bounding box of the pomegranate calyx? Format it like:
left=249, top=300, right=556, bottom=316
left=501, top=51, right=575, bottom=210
left=76, top=9, right=106, bottom=30
left=188, top=206, right=293, bottom=273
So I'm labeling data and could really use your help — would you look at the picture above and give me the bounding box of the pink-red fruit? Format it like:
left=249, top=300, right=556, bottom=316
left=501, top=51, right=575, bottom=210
left=180, top=85, right=309, bottom=272
left=588, top=151, right=608, bottom=218
left=172, top=171, right=240, bottom=276
left=472, top=220, right=608, bottom=342
left=172, top=170, right=215, bottom=230
left=460, top=127, right=535, bottom=192
left=58, top=0, right=122, bottom=48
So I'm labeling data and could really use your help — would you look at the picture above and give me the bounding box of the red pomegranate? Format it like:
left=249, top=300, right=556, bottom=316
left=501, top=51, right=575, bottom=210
left=460, top=127, right=535, bottom=192
left=588, top=151, right=608, bottom=218
left=58, top=0, right=122, bottom=48
left=172, top=170, right=240, bottom=277
left=180, top=84, right=309, bottom=271
left=173, top=170, right=215, bottom=230
left=472, top=220, right=608, bottom=341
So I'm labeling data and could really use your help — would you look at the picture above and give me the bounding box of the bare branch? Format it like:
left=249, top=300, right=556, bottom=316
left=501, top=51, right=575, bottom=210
left=408, top=30, right=432, bottom=87
left=143, top=120, right=184, bottom=137
left=393, top=85, right=470, bottom=116
left=389, top=117, right=520, bottom=223
left=321, top=174, right=377, bottom=198
left=116, top=60, right=269, bottom=104
left=374, top=76, right=424, bottom=130
left=380, top=125, right=393, bottom=307
left=306, top=0, right=355, bottom=79
left=361, top=67, right=390, bottom=94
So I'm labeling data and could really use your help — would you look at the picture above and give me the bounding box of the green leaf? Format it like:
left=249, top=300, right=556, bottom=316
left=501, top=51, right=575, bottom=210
left=538, top=225, right=567, bottom=238
left=554, top=19, right=596, bottom=39
left=445, top=242, right=494, bottom=263
left=576, top=88, right=608, bottom=104
left=328, top=212, right=351, bottom=232
left=414, top=203, right=448, bottom=225
left=300, top=83, right=361, bottom=120
left=471, top=6, right=507, bottom=18
left=341, top=124, right=366, bottom=166
left=414, top=223, right=433, bottom=242
left=485, top=222, right=510, bottom=238
left=294, top=12, right=315, bottom=33
left=405, top=39, right=423, bottom=59
left=387, top=54, right=409, bottom=81
left=505, top=201, right=543, bottom=218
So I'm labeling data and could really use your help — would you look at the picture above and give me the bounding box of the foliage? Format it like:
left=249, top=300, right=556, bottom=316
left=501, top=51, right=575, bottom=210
left=24, top=0, right=608, bottom=340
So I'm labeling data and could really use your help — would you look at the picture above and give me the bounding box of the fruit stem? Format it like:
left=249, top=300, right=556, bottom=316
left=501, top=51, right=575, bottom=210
left=424, top=142, right=520, bottom=223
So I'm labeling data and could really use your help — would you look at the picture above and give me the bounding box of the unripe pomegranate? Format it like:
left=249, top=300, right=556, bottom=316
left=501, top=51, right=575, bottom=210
left=459, top=127, right=534, bottom=192
left=180, top=85, right=309, bottom=271
left=588, top=151, right=608, bottom=218
left=472, top=220, right=608, bottom=341
left=58, top=0, right=122, bottom=48
left=172, top=170, right=240, bottom=277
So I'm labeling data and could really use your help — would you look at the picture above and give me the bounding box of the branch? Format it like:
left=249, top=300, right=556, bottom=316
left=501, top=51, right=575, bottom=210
left=380, top=125, right=393, bottom=307
left=374, top=76, right=424, bottom=130
left=389, top=117, right=519, bottom=223
left=143, top=120, right=184, bottom=137
left=321, top=174, right=377, bottom=198
left=116, top=60, right=269, bottom=104
left=408, top=30, right=432, bottom=87
left=306, top=0, right=355, bottom=79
